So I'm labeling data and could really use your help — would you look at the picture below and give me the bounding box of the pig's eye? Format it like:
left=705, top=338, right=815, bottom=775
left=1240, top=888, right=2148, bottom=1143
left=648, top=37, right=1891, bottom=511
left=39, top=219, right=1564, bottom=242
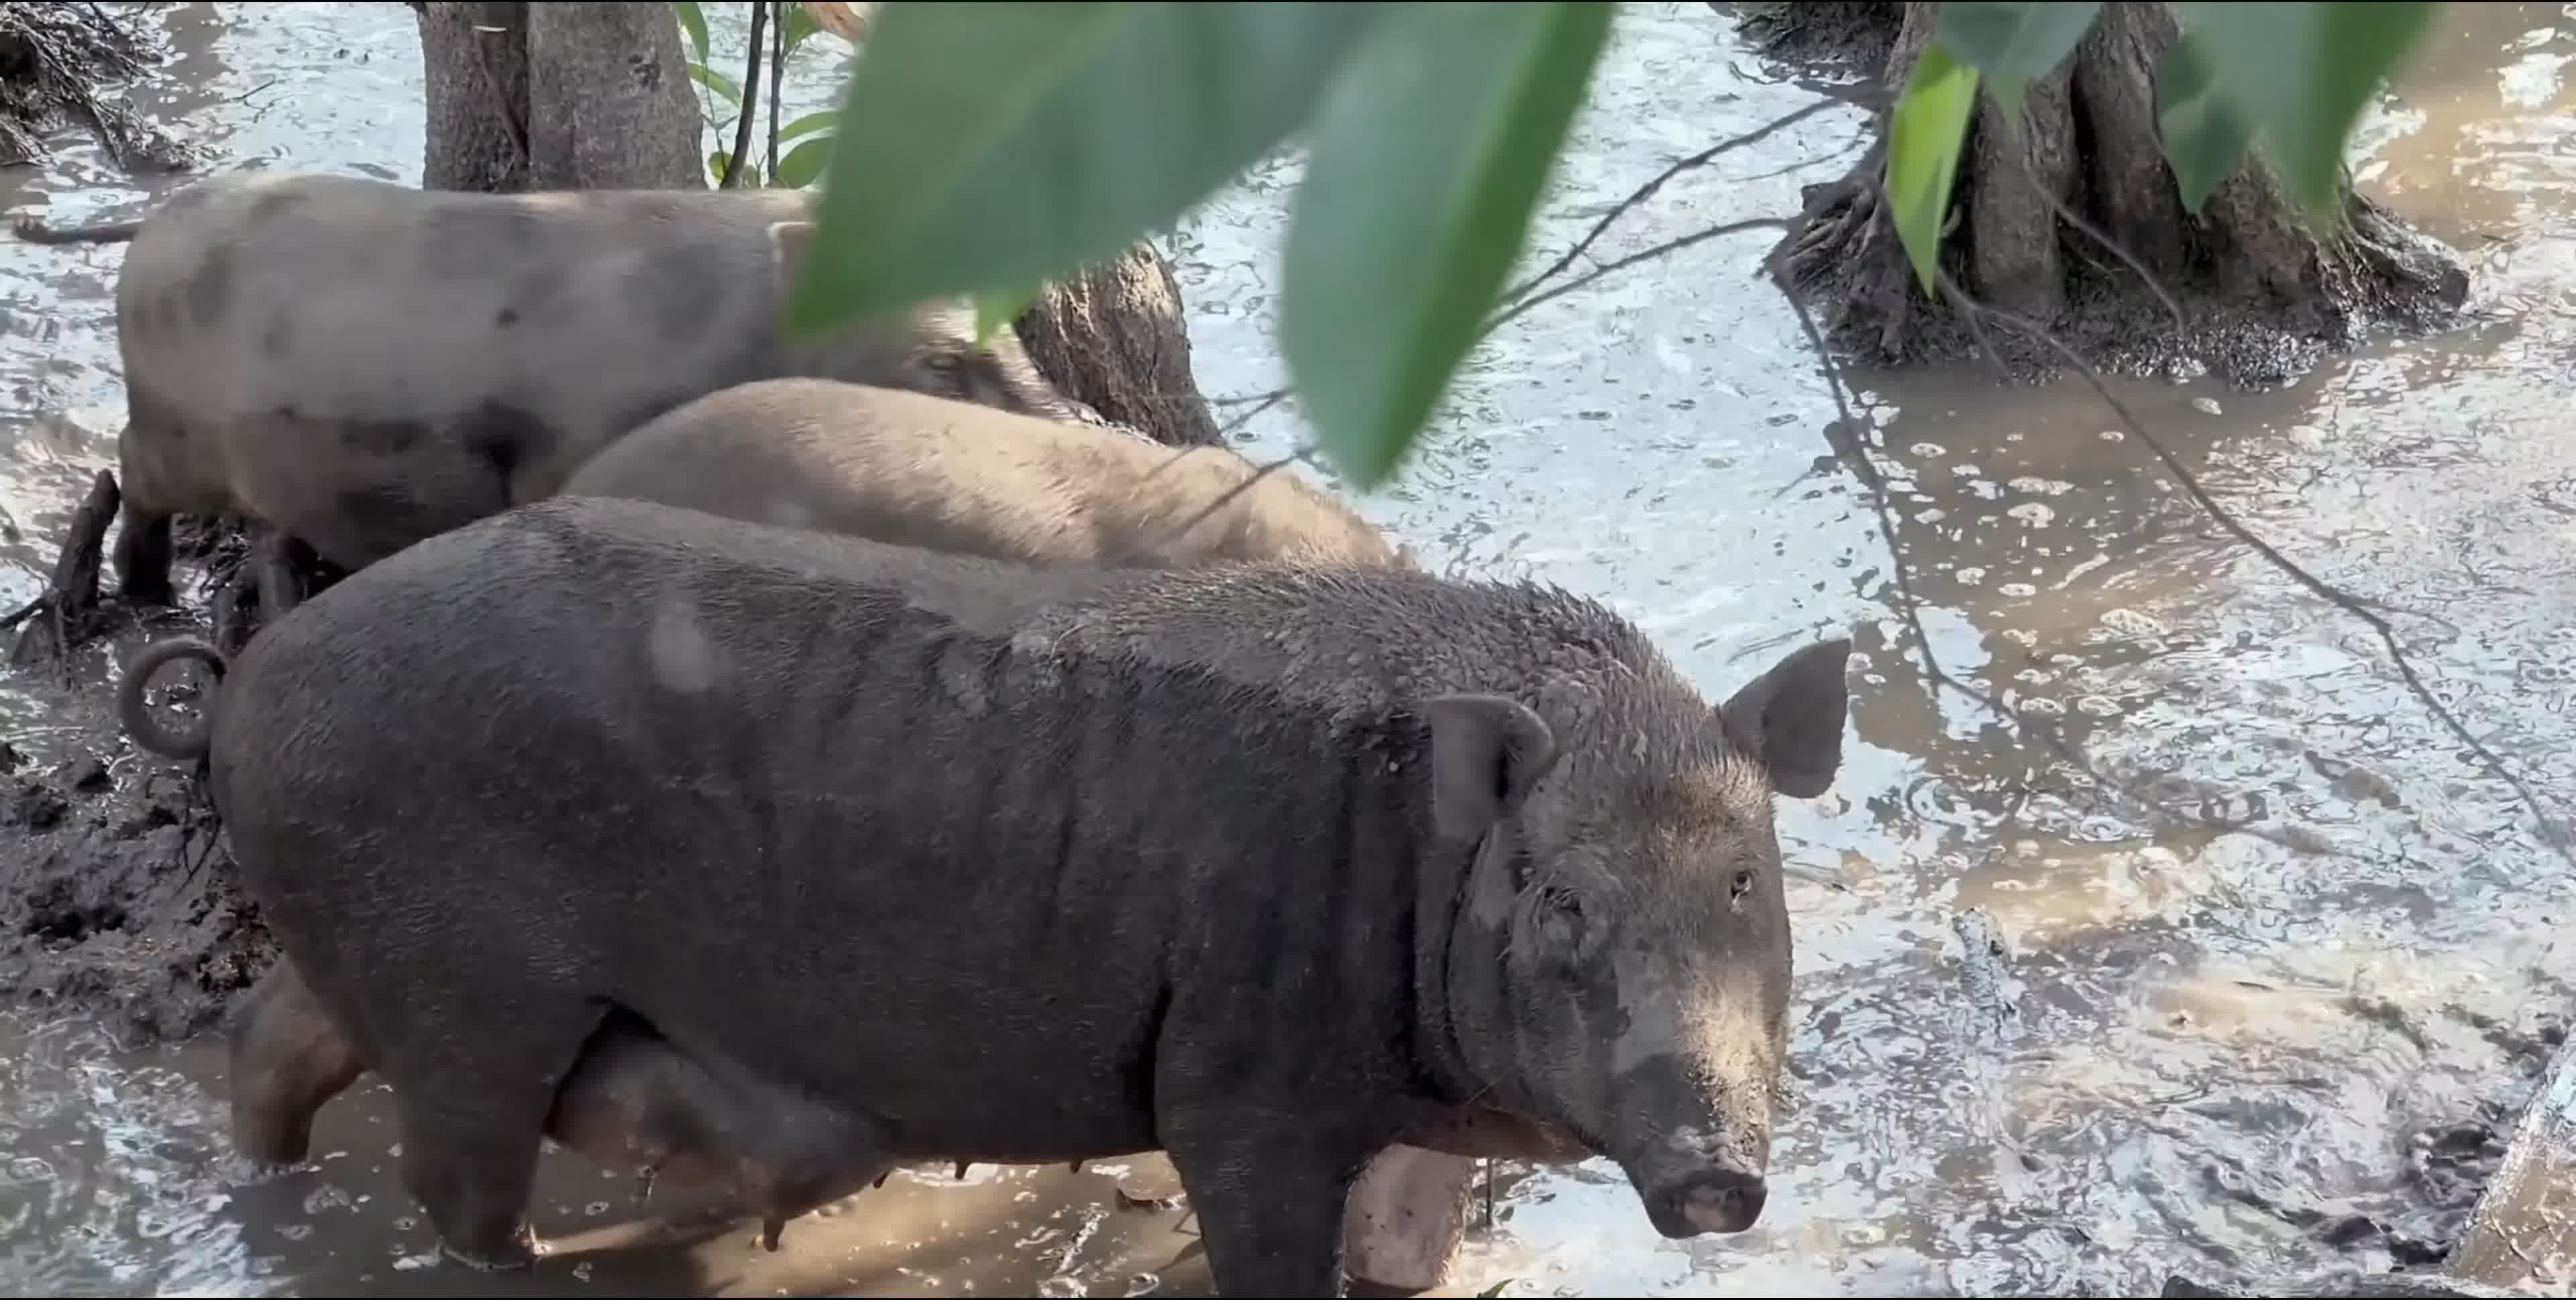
left=1729, top=869, right=1756, bottom=903
left=1538, top=884, right=1584, bottom=921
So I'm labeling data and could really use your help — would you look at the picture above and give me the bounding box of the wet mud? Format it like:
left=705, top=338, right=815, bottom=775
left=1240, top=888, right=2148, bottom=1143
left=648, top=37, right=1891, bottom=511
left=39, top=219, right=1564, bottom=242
left=4, top=2, right=2576, bottom=1297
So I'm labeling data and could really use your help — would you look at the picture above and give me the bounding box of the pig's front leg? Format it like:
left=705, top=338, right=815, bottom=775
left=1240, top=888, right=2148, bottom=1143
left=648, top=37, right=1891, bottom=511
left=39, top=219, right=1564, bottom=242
left=1166, top=1118, right=1369, bottom=1297
left=1340, top=1145, right=1479, bottom=1291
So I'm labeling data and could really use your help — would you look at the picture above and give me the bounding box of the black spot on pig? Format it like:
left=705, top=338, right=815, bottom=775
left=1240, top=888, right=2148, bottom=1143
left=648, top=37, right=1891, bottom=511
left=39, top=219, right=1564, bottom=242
left=331, top=484, right=450, bottom=546
left=186, top=241, right=234, bottom=329
left=626, top=243, right=720, bottom=343
left=458, top=401, right=554, bottom=484
left=248, top=186, right=307, bottom=223
left=502, top=265, right=572, bottom=329
left=337, top=419, right=427, bottom=457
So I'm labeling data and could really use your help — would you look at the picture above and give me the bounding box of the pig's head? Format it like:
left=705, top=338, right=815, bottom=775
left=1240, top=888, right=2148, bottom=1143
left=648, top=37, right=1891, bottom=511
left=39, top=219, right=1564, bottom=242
left=1428, top=636, right=1850, bottom=1240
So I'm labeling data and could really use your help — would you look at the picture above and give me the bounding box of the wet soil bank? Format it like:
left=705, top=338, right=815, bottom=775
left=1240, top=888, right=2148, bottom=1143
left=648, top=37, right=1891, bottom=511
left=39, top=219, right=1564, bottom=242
left=0, top=5, right=270, bottom=1044
left=1734, top=1, right=2473, bottom=390
left=0, top=517, right=285, bottom=1042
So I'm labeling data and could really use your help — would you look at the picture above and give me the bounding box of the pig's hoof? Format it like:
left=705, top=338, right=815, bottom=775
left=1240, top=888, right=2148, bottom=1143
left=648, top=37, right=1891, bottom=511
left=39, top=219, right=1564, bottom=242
left=118, top=579, right=176, bottom=609
left=437, top=1226, right=539, bottom=1272
left=759, top=1216, right=786, bottom=1252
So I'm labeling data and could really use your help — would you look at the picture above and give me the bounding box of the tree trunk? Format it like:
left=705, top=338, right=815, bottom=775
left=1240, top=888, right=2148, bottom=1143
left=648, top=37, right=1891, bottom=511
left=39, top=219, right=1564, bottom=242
left=415, top=1, right=700, bottom=192
left=1014, top=243, right=1226, bottom=449
left=1772, top=0, right=2468, bottom=386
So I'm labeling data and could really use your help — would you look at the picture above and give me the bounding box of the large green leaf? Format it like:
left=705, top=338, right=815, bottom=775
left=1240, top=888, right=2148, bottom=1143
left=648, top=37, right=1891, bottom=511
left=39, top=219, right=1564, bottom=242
left=2172, top=1, right=2440, bottom=221
left=688, top=61, right=743, bottom=105
left=973, top=283, right=1043, bottom=349
left=1935, top=1, right=2100, bottom=123
left=777, top=109, right=839, bottom=144
left=672, top=0, right=709, bottom=63
left=2154, top=26, right=2253, bottom=214
left=775, top=134, right=835, bottom=188
left=1884, top=44, right=1979, bottom=297
left=1280, top=1, right=1615, bottom=490
left=786, top=1, right=1396, bottom=331
left=782, top=1, right=822, bottom=52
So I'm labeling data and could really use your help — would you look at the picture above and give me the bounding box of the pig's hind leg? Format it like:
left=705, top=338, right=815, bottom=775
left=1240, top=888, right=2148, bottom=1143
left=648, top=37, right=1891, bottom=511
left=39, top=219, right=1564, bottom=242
left=370, top=987, right=611, bottom=1272
left=227, top=960, right=367, bottom=1167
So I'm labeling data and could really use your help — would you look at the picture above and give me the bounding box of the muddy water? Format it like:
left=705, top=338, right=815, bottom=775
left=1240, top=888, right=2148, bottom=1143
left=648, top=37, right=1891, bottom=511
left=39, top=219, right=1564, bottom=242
left=4, top=1, right=2575, bottom=1295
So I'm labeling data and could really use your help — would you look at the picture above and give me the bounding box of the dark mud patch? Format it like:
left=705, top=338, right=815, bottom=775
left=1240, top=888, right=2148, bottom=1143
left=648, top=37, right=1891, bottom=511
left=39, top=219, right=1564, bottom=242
left=0, top=513, right=290, bottom=1046
left=0, top=740, right=264, bottom=1044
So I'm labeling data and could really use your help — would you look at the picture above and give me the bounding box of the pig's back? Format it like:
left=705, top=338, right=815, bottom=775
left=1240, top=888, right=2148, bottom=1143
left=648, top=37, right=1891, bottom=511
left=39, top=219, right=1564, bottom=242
left=125, top=173, right=802, bottom=453
left=208, top=496, right=1456, bottom=1130
left=560, top=378, right=1118, bottom=563
left=565, top=378, right=1403, bottom=569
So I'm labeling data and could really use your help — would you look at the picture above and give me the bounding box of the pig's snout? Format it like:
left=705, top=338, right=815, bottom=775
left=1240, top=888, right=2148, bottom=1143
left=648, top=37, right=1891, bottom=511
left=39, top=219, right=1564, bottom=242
left=1642, top=1166, right=1767, bottom=1238
left=1628, top=1120, right=1772, bottom=1238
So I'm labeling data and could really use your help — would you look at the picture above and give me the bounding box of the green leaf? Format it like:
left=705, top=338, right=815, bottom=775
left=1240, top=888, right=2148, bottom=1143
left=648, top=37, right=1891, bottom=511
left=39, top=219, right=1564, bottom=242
left=786, top=1, right=1397, bottom=331
left=1884, top=42, right=1980, bottom=298
left=777, top=109, right=839, bottom=144
left=672, top=0, right=709, bottom=63
left=973, top=284, right=1042, bottom=349
left=1935, top=1, right=2100, bottom=123
left=784, top=2, right=821, bottom=50
left=708, top=151, right=760, bottom=188
left=1280, top=1, right=1615, bottom=490
left=775, top=134, right=835, bottom=188
left=1477, top=1281, right=1518, bottom=1299
left=2171, top=1, right=2440, bottom=221
left=688, top=61, right=743, bottom=105
left=2154, top=26, right=2253, bottom=214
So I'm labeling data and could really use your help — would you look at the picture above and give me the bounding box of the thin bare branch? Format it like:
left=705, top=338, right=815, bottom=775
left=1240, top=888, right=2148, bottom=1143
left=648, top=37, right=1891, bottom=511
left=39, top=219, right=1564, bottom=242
left=1501, top=97, right=1846, bottom=307
left=1134, top=446, right=1316, bottom=562
left=1208, top=100, right=1854, bottom=416
left=765, top=0, right=788, bottom=178
left=722, top=1, right=769, bottom=188
left=1933, top=268, right=2572, bottom=862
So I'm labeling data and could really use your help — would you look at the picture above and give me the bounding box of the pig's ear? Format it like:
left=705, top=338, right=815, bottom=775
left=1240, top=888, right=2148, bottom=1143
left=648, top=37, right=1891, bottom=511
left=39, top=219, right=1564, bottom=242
left=1717, top=637, right=1851, bottom=800
left=1424, top=694, right=1559, bottom=842
left=767, top=220, right=818, bottom=278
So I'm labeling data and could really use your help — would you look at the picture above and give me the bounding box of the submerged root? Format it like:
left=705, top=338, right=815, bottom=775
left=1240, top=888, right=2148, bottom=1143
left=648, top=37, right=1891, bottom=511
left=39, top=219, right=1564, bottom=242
left=5, top=469, right=126, bottom=667
left=1771, top=1, right=2469, bottom=389
left=0, top=1, right=194, bottom=172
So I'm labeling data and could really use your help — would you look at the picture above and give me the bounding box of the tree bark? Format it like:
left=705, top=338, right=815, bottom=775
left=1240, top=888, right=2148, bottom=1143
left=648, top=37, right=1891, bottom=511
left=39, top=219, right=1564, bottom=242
left=1014, top=243, right=1226, bottom=449
left=415, top=2, right=530, bottom=191
left=1772, top=0, right=2469, bottom=386
left=415, top=1, right=700, bottom=192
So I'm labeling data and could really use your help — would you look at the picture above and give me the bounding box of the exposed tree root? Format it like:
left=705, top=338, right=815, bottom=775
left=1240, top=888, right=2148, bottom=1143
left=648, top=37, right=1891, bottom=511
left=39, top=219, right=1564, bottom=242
left=1764, top=0, right=2469, bottom=388
left=0, top=1, right=193, bottom=172
left=2, top=470, right=121, bottom=667
left=1724, top=0, right=1900, bottom=76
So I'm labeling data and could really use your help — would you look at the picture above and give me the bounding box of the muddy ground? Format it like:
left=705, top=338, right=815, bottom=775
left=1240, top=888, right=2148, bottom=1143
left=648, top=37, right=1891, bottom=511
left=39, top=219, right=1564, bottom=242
left=0, top=512, right=284, bottom=1042
left=0, top=1, right=268, bottom=1045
